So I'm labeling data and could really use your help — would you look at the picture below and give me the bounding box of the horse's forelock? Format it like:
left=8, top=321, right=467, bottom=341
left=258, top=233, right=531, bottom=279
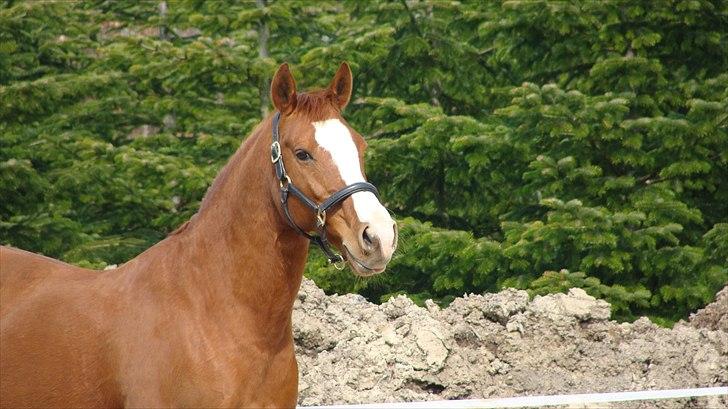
left=292, top=91, right=342, bottom=122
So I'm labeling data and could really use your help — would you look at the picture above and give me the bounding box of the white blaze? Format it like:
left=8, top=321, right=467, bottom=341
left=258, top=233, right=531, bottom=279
left=312, top=119, right=395, bottom=256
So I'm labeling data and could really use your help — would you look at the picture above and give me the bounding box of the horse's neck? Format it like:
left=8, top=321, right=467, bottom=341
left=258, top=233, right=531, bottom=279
left=128, top=118, right=309, bottom=337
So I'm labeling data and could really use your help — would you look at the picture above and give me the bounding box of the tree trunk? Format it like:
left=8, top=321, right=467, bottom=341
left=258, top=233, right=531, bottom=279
left=257, top=0, right=271, bottom=118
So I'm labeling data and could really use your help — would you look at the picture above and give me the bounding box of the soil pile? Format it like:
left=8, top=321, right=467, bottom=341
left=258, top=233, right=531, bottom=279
left=690, top=286, right=728, bottom=333
left=294, top=279, right=727, bottom=408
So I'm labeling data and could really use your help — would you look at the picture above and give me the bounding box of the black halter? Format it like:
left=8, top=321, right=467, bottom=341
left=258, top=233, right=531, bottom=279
left=271, top=112, right=380, bottom=265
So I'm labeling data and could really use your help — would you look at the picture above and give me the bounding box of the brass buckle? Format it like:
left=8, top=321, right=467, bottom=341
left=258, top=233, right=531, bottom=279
left=271, top=141, right=282, bottom=163
left=316, top=209, right=326, bottom=227
left=278, top=174, right=291, bottom=188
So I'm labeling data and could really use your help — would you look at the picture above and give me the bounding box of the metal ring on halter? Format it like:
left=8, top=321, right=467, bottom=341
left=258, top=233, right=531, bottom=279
left=332, top=258, right=346, bottom=270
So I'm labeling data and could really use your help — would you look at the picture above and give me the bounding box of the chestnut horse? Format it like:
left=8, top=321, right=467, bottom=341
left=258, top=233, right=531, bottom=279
left=0, top=63, right=397, bottom=408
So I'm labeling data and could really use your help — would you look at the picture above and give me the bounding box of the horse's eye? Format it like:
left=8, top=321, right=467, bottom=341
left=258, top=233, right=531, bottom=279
left=295, top=149, right=313, bottom=161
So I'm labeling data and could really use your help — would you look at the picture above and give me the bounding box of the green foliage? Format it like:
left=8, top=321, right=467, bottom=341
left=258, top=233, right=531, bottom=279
left=2, top=0, right=727, bottom=324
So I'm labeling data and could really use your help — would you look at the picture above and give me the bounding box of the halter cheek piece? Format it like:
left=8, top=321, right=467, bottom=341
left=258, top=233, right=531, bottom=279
left=271, top=112, right=380, bottom=267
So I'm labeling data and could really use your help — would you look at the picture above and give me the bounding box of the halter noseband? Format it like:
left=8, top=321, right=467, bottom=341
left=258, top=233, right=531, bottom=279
left=271, top=112, right=380, bottom=266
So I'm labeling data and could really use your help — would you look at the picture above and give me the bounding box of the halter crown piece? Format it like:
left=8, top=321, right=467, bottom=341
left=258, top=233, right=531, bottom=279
left=271, top=112, right=380, bottom=267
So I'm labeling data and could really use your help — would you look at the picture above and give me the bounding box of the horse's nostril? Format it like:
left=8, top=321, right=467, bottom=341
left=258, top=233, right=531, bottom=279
left=359, top=225, right=382, bottom=255
left=362, top=226, right=373, bottom=247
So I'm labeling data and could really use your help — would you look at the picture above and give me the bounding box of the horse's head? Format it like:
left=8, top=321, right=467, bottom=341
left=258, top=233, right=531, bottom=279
left=268, top=63, right=397, bottom=276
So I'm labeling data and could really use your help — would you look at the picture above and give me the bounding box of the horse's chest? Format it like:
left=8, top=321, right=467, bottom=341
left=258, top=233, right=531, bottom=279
left=167, top=327, right=299, bottom=407
left=120, top=303, right=299, bottom=407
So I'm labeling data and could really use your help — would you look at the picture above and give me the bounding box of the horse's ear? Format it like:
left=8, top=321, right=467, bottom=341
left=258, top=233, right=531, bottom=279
left=327, top=62, right=353, bottom=109
left=271, top=63, right=297, bottom=115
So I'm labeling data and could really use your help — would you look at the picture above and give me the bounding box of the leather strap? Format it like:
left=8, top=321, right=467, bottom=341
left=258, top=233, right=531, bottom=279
left=320, top=182, right=378, bottom=213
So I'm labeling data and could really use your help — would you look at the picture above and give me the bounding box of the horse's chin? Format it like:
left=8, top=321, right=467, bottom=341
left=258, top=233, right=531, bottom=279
left=350, top=264, right=385, bottom=277
left=343, top=246, right=387, bottom=277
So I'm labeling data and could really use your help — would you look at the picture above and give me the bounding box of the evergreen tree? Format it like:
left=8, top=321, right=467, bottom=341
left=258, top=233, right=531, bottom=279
left=1, top=0, right=726, bottom=323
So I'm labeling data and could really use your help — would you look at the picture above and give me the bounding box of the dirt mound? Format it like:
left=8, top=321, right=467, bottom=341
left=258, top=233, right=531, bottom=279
left=294, top=279, right=727, bottom=408
left=690, top=286, right=728, bottom=332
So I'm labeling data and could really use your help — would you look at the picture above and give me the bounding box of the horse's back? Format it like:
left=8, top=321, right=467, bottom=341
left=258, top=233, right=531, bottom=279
left=0, top=246, right=95, bottom=316
left=0, top=246, right=122, bottom=408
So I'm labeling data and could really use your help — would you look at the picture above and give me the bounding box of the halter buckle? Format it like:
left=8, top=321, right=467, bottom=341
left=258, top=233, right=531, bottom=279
left=278, top=174, right=291, bottom=189
left=271, top=141, right=282, bottom=163
left=316, top=209, right=326, bottom=227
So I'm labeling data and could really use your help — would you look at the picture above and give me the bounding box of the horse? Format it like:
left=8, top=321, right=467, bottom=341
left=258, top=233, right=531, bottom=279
left=0, top=62, right=397, bottom=408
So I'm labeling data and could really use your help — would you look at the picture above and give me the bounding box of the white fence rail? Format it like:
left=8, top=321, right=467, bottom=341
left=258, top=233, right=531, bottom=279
left=301, top=386, right=728, bottom=409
